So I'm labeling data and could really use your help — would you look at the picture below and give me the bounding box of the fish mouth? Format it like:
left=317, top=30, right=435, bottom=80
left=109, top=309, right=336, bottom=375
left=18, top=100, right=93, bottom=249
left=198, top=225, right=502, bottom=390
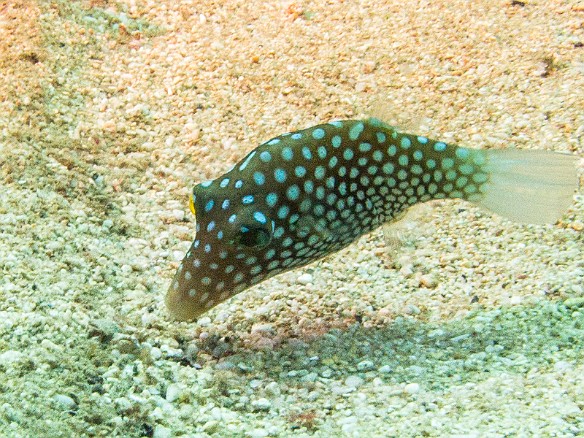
left=165, top=269, right=213, bottom=321
left=165, top=281, right=202, bottom=321
left=165, top=254, right=234, bottom=321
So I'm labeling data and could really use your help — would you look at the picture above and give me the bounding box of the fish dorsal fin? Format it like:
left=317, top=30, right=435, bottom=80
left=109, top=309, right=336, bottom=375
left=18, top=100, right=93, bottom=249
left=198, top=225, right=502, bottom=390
left=367, top=97, right=431, bottom=134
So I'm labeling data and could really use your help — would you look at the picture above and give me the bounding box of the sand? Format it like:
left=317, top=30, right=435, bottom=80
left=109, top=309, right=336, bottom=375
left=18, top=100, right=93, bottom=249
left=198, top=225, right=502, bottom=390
left=0, top=0, right=583, bottom=436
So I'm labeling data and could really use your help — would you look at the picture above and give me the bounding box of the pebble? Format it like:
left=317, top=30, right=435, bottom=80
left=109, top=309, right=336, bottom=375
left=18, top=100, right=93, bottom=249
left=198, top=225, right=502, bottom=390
left=247, top=429, right=269, bottom=438
left=419, top=274, right=437, bottom=288
left=251, top=398, right=271, bottom=411
left=115, top=397, right=132, bottom=412
left=53, top=394, right=77, bottom=410
left=345, top=375, right=364, bottom=388
left=553, top=361, right=573, bottom=373
left=451, top=333, right=471, bottom=343
left=378, top=365, right=393, bottom=374
left=150, top=347, right=162, bottom=360
left=202, top=421, right=220, bottom=434
left=172, top=250, right=184, bottom=262
left=249, top=379, right=263, bottom=389
left=331, top=385, right=352, bottom=395
left=265, top=382, right=281, bottom=397
left=405, top=304, right=421, bottom=315
left=198, top=316, right=212, bottom=327
left=91, top=319, right=120, bottom=339
left=171, top=209, right=185, bottom=221
left=185, top=343, right=199, bottom=362
left=510, top=295, right=522, bottom=305
left=40, top=339, right=63, bottom=352
left=428, top=329, right=445, bottom=339
left=250, top=323, right=274, bottom=335
left=321, top=368, right=333, bottom=378
left=153, top=425, right=172, bottom=438
left=564, top=297, right=584, bottom=309
left=0, top=350, right=24, bottom=366
left=357, top=360, right=375, bottom=371
left=300, top=372, right=318, bottom=382
left=342, top=423, right=359, bottom=435
left=404, top=383, right=421, bottom=394
left=297, top=273, right=313, bottom=285
left=116, top=339, right=139, bottom=355
left=165, top=384, right=181, bottom=402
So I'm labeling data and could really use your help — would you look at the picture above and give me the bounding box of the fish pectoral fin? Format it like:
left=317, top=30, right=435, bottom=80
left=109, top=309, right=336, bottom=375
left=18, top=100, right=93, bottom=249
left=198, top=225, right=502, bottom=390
left=381, top=204, right=433, bottom=264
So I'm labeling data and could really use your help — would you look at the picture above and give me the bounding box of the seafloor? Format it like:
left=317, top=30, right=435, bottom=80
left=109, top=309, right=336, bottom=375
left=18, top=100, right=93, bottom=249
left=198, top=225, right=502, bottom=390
left=1, top=0, right=583, bottom=437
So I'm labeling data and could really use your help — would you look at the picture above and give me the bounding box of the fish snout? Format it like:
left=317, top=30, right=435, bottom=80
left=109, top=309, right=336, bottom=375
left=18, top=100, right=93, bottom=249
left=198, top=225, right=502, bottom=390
left=165, top=256, right=219, bottom=321
left=165, top=278, right=208, bottom=321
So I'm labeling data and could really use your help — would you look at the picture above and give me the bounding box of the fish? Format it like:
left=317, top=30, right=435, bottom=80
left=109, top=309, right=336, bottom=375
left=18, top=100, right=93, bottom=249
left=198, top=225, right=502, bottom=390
left=166, top=118, right=577, bottom=321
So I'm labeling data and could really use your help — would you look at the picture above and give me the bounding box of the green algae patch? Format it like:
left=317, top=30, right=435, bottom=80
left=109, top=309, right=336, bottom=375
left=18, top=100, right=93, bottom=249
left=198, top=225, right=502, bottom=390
left=48, top=0, right=163, bottom=39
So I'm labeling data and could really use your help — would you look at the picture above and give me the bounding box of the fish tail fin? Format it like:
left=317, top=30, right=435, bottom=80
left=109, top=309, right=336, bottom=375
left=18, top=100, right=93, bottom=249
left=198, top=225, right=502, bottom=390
left=476, top=149, right=578, bottom=224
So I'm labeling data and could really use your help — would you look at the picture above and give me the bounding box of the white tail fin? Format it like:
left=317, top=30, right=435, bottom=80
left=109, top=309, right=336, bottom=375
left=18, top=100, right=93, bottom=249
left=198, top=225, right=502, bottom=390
left=476, top=149, right=578, bottom=225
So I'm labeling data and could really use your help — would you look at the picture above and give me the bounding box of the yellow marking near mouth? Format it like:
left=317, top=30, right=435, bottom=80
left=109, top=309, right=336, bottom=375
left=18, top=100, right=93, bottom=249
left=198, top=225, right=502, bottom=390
left=189, top=194, right=196, bottom=216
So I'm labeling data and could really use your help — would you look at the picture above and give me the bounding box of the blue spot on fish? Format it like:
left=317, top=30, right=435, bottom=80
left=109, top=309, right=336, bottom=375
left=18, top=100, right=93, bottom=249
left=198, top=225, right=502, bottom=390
left=266, top=192, right=278, bottom=207
left=359, top=142, right=372, bottom=152
left=434, top=142, right=447, bottom=152
left=349, top=122, right=364, bottom=140
left=281, top=147, right=293, bottom=161
left=253, top=171, right=265, bottom=185
left=312, top=128, right=325, bottom=139
left=295, top=166, right=307, bottom=177
left=314, top=166, right=325, bottom=180
left=253, top=211, right=267, bottom=224
left=277, top=205, right=289, bottom=219
left=260, top=151, right=272, bottom=162
left=239, top=151, right=256, bottom=171
left=459, top=163, right=474, bottom=175
left=287, top=185, right=300, bottom=200
left=456, top=148, right=470, bottom=160
left=274, top=168, right=287, bottom=183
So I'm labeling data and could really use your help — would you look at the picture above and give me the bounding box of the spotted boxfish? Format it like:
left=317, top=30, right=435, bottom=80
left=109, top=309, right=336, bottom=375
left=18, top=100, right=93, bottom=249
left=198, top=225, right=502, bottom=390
left=166, top=118, right=577, bottom=321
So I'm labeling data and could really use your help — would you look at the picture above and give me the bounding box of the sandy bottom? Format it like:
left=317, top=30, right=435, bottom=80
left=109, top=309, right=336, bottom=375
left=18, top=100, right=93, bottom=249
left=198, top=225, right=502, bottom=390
left=1, top=0, right=583, bottom=436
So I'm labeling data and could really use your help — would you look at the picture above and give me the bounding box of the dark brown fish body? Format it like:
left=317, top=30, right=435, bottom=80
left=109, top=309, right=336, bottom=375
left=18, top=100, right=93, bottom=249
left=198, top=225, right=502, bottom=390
left=166, top=118, right=576, bottom=321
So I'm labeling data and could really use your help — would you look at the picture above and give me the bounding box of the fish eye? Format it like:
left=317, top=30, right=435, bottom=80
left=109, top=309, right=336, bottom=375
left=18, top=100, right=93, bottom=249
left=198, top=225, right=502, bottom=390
left=234, top=224, right=273, bottom=249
